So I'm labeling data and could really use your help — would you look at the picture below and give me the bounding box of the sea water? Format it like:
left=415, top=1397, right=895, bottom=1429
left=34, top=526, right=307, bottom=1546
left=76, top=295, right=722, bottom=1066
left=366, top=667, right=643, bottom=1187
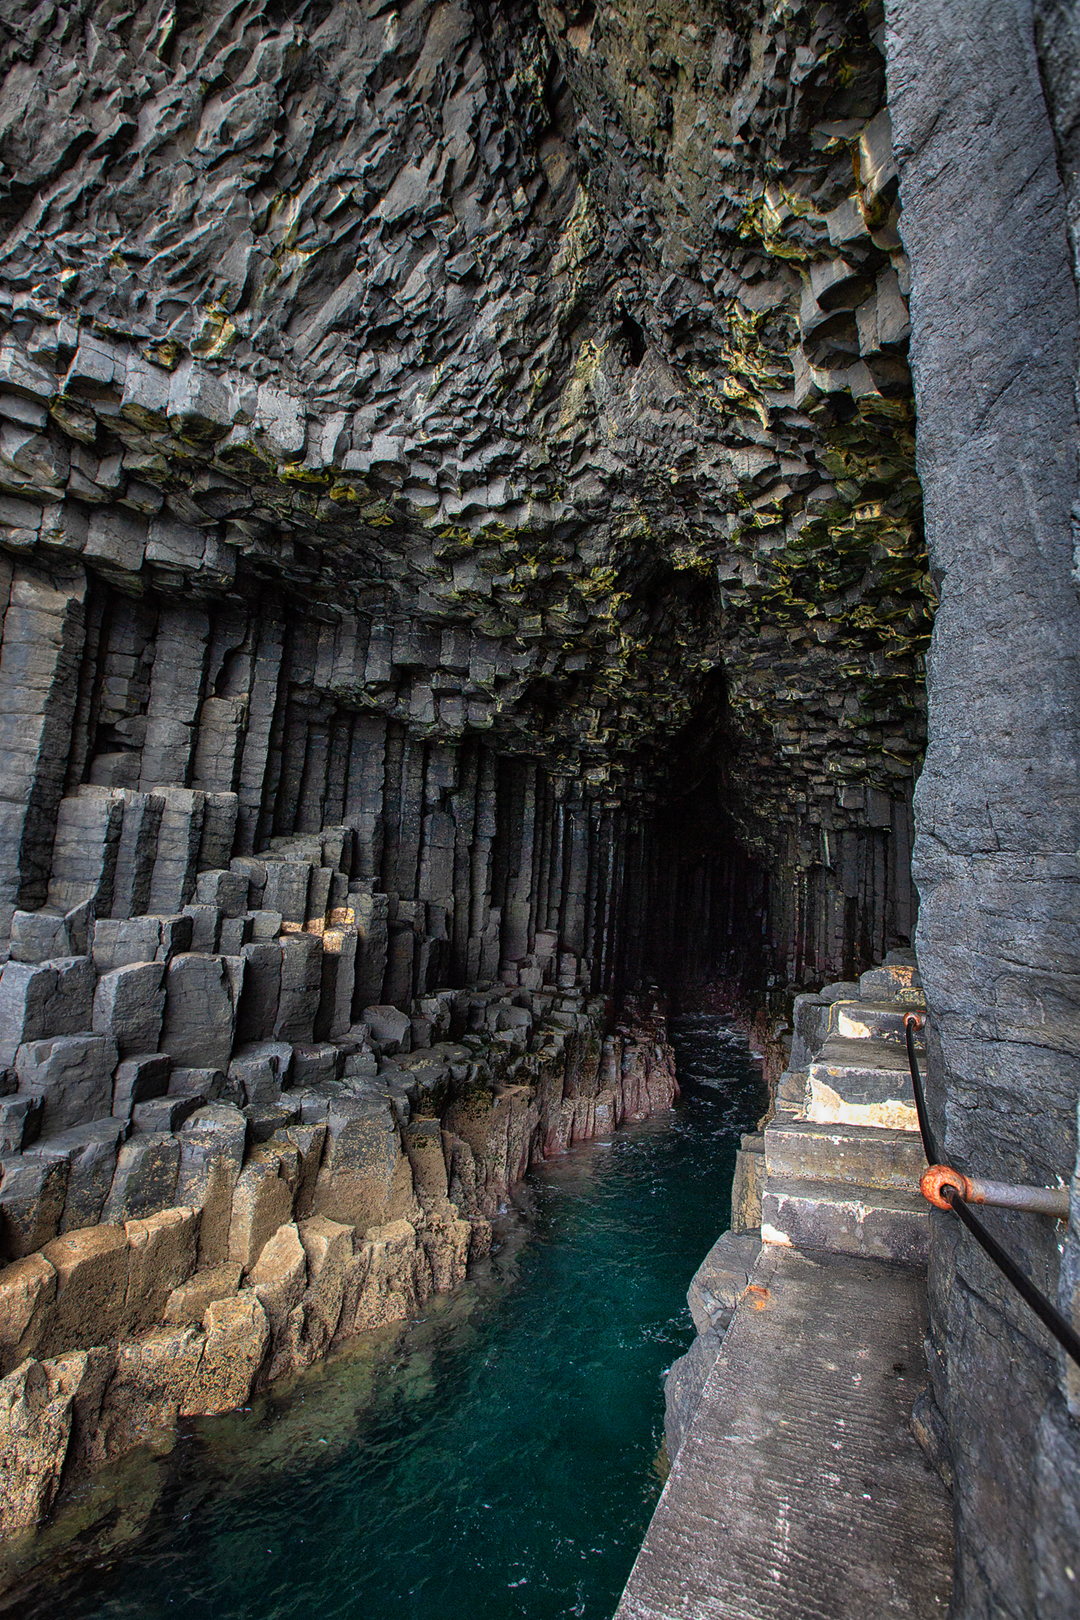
left=23, top=1015, right=765, bottom=1620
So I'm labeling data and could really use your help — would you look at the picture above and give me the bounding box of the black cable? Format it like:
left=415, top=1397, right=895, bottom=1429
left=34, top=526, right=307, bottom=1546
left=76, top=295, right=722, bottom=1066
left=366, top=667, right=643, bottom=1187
left=905, top=1019, right=939, bottom=1167
left=905, top=1017, right=1080, bottom=1370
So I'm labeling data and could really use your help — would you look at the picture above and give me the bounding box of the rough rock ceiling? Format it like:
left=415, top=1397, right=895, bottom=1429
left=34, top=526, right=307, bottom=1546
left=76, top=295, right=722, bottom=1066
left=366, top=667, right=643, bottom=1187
left=0, top=0, right=930, bottom=867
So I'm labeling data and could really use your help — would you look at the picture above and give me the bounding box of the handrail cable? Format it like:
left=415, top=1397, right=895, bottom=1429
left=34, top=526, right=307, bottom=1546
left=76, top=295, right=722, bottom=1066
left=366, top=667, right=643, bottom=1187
left=904, top=1016, right=1080, bottom=1369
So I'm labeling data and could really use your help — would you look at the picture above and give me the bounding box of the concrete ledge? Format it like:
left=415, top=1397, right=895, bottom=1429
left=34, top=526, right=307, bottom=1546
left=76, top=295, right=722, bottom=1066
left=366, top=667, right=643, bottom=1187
left=618, top=1245, right=952, bottom=1620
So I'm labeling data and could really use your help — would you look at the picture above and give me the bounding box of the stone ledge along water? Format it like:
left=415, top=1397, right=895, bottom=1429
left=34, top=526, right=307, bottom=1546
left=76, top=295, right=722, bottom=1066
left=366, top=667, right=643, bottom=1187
left=7, top=1016, right=765, bottom=1620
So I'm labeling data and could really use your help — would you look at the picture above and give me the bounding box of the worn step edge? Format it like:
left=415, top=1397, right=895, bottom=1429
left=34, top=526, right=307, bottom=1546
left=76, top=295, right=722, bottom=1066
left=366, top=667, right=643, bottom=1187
left=807, top=1035, right=920, bottom=1130
left=829, top=1000, right=927, bottom=1044
left=762, top=1176, right=929, bottom=1266
left=765, top=1119, right=927, bottom=1191
left=814, top=1035, right=920, bottom=1070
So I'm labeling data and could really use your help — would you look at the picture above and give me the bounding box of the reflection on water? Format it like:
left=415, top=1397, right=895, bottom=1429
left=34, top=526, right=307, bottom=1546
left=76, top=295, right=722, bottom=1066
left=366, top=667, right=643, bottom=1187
left=15, top=1015, right=765, bottom=1620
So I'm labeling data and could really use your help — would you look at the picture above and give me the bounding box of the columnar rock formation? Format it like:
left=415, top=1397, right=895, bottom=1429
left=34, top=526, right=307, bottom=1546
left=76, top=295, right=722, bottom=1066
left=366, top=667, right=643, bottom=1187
left=0, top=0, right=938, bottom=1567
left=0, top=0, right=928, bottom=982
left=0, top=984, right=677, bottom=1539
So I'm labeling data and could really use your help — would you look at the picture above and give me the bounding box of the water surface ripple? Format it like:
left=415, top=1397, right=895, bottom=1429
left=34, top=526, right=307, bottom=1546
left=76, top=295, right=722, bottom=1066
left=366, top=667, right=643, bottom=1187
left=27, top=1015, right=765, bottom=1620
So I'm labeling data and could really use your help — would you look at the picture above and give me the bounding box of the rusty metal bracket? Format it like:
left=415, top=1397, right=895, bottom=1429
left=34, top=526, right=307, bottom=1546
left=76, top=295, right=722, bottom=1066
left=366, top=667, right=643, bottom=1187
left=905, top=1013, right=1068, bottom=1218
left=920, top=1163, right=1069, bottom=1219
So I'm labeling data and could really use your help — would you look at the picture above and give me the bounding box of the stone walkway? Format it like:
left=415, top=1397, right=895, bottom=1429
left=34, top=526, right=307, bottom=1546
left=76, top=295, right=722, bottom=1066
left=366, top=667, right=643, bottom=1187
left=616, top=1243, right=953, bottom=1620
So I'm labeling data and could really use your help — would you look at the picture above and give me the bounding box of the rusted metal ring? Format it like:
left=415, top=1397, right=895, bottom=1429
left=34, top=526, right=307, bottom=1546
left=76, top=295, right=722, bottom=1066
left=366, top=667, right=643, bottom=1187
left=920, top=1163, right=970, bottom=1210
left=904, top=1011, right=925, bottom=1031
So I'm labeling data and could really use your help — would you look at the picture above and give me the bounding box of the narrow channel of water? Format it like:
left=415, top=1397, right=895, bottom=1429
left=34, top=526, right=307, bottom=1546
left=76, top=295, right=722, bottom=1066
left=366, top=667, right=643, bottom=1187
left=21, top=1016, right=765, bottom=1620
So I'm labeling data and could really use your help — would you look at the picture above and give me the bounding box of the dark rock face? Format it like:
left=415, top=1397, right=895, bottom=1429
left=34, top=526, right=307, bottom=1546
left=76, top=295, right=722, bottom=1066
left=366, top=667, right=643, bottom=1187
left=888, top=1, right=1080, bottom=1614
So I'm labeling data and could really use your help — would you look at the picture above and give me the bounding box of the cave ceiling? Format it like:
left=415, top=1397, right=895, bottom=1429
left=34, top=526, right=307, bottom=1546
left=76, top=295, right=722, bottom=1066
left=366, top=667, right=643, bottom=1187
left=0, top=0, right=931, bottom=863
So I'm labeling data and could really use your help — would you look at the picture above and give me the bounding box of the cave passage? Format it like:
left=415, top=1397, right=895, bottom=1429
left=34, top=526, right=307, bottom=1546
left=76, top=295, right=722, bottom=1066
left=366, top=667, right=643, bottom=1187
left=19, top=1019, right=765, bottom=1620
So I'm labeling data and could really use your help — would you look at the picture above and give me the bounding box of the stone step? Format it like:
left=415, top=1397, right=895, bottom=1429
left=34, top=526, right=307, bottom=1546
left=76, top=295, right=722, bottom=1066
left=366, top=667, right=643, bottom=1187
left=765, top=1117, right=927, bottom=1192
left=828, top=999, right=926, bottom=1045
left=776, top=1067, right=808, bottom=1109
left=806, top=1035, right=920, bottom=1130
left=761, top=1176, right=928, bottom=1266
left=858, top=965, right=924, bottom=1003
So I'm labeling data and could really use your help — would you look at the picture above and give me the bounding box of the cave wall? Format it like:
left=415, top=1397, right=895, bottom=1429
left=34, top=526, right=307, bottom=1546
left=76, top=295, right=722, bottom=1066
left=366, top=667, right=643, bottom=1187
left=0, top=0, right=928, bottom=993
left=0, top=0, right=1062, bottom=1603
left=0, top=0, right=934, bottom=1528
left=0, top=0, right=941, bottom=1557
left=887, top=2, right=1080, bottom=1614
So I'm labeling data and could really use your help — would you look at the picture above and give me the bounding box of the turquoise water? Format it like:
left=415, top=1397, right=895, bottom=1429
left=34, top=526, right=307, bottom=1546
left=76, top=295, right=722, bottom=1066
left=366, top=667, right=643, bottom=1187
left=26, top=1016, right=765, bottom=1620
